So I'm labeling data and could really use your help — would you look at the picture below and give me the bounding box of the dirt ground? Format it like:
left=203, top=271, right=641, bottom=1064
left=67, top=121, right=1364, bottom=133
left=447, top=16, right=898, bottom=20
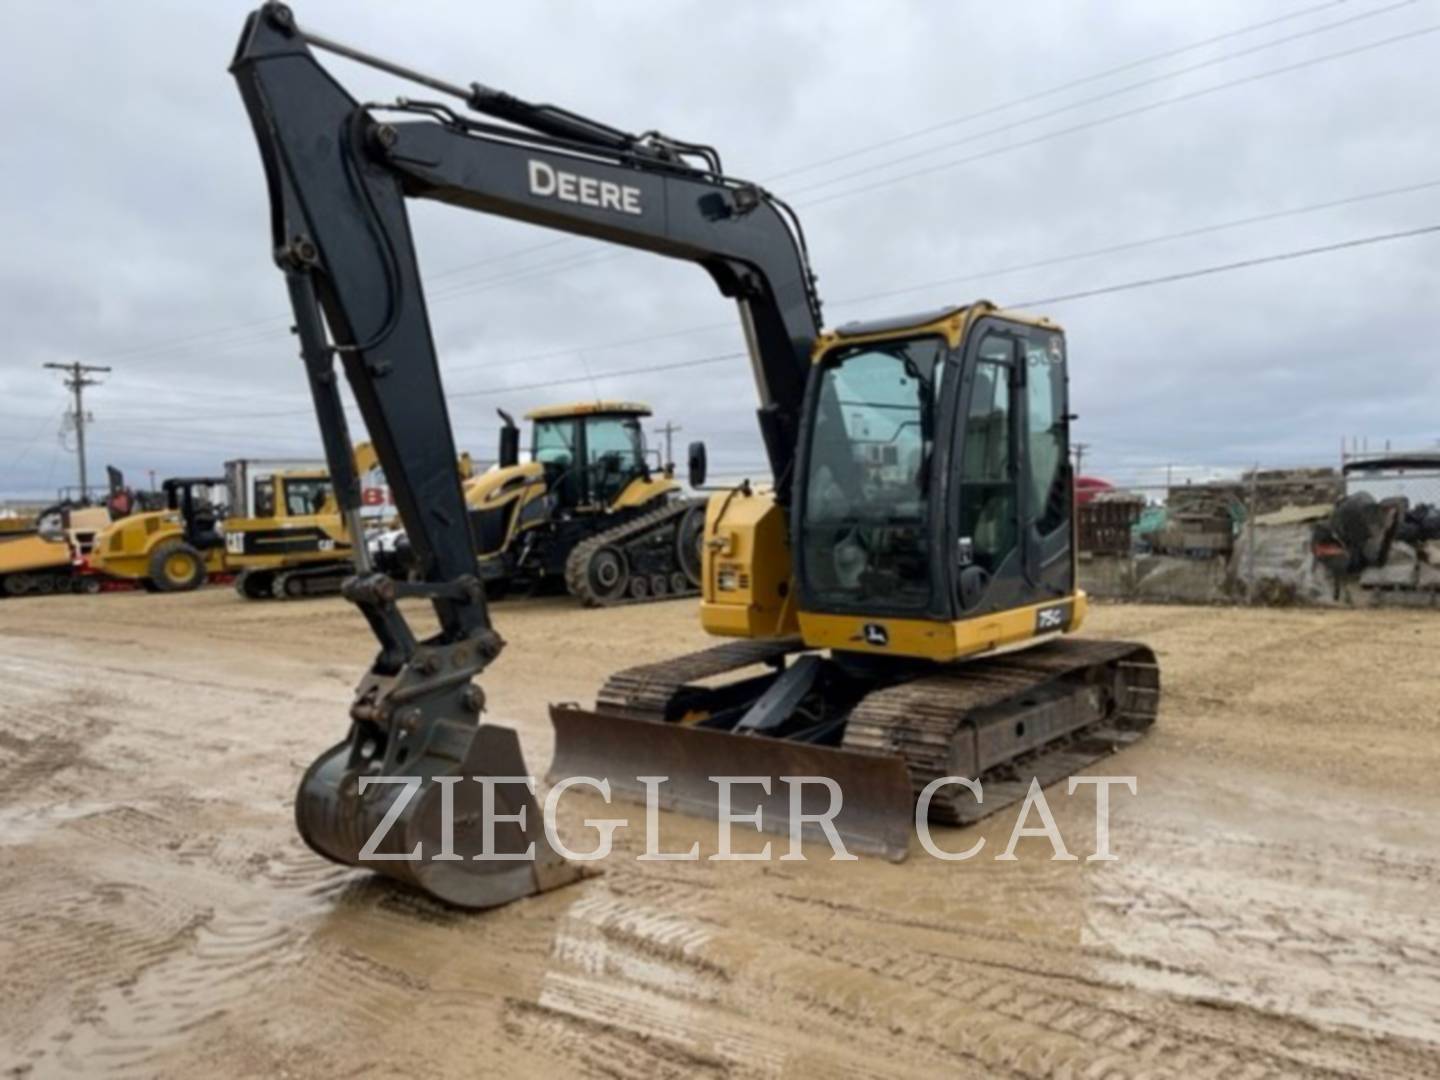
left=1, top=590, right=1438, bottom=1078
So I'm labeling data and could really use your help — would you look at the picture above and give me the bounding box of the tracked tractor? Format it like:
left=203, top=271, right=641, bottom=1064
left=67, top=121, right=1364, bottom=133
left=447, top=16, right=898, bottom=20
left=230, top=5, right=1159, bottom=907
left=90, top=477, right=228, bottom=592
left=224, top=462, right=355, bottom=599
left=462, top=402, right=703, bottom=604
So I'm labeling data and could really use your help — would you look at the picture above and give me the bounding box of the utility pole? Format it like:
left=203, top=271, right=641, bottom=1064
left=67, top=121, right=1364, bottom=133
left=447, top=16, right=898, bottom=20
left=44, top=362, right=110, bottom=501
left=655, top=421, right=682, bottom=470
left=1071, top=441, right=1090, bottom=476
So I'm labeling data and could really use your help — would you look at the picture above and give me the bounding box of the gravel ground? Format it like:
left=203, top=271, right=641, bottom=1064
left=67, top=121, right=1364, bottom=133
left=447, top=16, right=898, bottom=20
left=1, top=589, right=1438, bottom=1078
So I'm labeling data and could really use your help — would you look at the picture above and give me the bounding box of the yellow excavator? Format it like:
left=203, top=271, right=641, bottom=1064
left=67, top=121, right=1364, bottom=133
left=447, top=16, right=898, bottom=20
left=90, top=477, right=229, bottom=592
left=459, top=402, right=703, bottom=604
left=231, top=6, right=1158, bottom=907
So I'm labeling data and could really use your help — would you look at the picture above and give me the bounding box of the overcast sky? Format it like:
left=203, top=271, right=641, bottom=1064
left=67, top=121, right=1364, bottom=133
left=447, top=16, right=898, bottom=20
left=2, top=0, right=1437, bottom=500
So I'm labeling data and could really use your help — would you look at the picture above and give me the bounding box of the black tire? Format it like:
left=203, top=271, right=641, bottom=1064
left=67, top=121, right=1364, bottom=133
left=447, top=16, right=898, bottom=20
left=282, top=574, right=307, bottom=599
left=649, top=573, right=669, bottom=597
left=75, top=577, right=102, bottom=595
left=35, top=576, right=56, bottom=596
left=234, top=570, right=273, bottom=600
left=148, top=541, right=206, bottom=592
left=676, top=502, right=706, bottom=587
left=627, top=575, right=650, bottom=600
left=585, top=546, right=630, bottom=603
left=670, top=571, right=690, bottom=594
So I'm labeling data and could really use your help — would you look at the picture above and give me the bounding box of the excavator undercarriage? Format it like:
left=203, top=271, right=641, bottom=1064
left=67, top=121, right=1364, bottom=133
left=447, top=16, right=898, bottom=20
left=553, top=637, right=1158, bottom=858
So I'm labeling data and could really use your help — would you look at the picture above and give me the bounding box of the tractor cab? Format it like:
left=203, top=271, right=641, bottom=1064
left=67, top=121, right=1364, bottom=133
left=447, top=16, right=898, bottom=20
left=524, top=402, right=653, bottom=511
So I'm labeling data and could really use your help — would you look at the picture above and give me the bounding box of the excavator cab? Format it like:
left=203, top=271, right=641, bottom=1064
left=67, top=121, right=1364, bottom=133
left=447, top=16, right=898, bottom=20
left=794, top=308, right=1075, bottom=644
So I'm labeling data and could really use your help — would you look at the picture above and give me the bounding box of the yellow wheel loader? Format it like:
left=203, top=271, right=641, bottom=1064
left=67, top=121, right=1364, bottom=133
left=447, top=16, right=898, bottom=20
left=230, top=6, right=1158, bottom=907
left=90, top=477, right=229, bottom=592
left=458, top=402, right=703, bottom=604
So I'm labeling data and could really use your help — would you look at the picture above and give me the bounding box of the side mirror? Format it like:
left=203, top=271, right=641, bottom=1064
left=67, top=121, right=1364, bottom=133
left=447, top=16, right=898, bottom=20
left=687, top=440, right=707, bottom=489
left=497, top=409, right=520, bottom=468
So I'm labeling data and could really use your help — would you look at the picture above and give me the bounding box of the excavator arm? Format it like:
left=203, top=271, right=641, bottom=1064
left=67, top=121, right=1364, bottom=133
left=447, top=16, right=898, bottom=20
left=229, top=3, right=822, bottom=907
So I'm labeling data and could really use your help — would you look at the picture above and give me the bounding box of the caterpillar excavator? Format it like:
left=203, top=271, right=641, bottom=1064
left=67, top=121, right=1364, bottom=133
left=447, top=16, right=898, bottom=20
left=463, top=402, right=704, bottom=604
left=231, top=5, right=1159, bottom=907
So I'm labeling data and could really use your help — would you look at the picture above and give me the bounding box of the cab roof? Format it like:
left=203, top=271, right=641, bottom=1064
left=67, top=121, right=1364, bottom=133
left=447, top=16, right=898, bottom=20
left=524, top=401, right=652, bottom=421
left=817, top=301, right=1061, bottom=356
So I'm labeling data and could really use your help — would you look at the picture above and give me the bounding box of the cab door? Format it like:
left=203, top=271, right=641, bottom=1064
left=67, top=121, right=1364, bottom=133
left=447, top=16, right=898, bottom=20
left=1017, top=328, right=1075, bottom=601
left=950, top=325, right=1024, bottom=615
left=948, top=319, right=1072, bottom=615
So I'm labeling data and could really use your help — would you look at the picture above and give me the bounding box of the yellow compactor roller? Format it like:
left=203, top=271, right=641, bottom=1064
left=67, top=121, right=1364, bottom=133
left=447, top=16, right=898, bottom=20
left=90, top=477, right=228, bottom=592
left=231, top=5, right=1158, bottom=906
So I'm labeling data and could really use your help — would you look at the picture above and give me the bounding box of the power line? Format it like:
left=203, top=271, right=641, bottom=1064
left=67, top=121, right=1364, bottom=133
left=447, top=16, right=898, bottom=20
left=1014, top=222, right=1440, bottom=307
left=344, top=13, right=1439, bottom=309
left=21, top=173, right=1439, bottom=430
left=65, top=170, right=1438, bottom=423
left=789, top=0, right=1419, bottom=196
left=801, top=22, right=1440, bottom=209
left=765, top=0, right=1354, bottom=182
left=48, top=220, right=1440, bottom=437
left=71, top=1, right=1395, bottom=369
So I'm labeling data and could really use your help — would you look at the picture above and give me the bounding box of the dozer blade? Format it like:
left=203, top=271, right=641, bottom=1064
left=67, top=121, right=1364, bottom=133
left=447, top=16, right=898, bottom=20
left=549, top=704, right=915, bottom=861
left=298, top=723, right=582, bottom=909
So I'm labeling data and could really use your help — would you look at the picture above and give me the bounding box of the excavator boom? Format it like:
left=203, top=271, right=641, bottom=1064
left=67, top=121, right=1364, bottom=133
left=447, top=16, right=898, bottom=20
left=231, top=3, right=826, bottom=905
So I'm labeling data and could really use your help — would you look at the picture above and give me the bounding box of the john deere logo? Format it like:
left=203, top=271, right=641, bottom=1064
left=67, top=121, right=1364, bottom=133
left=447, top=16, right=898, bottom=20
left=1035, top=604, right=1070, bottom=631
left=857, top=623, right=889, bottom=646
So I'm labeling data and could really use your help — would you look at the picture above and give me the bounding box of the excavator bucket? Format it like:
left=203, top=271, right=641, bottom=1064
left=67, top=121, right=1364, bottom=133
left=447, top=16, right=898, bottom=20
left=549, top=705, right=915, bottom=860
left=298, top=723, right=582, bottom=908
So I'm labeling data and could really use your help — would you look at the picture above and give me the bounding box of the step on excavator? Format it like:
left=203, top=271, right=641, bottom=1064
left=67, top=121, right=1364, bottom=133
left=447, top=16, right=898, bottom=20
left=231, top=5, right=1159, bottom=907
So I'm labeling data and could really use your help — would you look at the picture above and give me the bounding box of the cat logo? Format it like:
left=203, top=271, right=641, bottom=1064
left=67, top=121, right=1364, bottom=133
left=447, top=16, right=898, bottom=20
left=853, top=623, right=889, bottom=647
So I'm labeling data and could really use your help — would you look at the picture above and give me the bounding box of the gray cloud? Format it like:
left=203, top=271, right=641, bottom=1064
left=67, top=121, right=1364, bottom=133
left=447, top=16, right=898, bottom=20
left=3, top=0, right=1437, bottom=499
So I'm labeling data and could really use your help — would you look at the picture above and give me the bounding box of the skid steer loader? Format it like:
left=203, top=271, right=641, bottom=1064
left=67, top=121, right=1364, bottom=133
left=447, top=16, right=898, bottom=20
left=230, top=5, right=1158, bottom=907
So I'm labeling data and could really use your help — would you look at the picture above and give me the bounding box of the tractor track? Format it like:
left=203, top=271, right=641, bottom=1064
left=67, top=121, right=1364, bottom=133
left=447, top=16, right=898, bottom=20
left=565, top=499, right=703, bottom=607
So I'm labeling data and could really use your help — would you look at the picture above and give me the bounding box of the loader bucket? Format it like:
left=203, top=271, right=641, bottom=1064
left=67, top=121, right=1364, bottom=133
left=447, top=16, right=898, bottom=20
left=548, top=704, right=914, bottom=861
left=297, top=723, right=582, bottom=909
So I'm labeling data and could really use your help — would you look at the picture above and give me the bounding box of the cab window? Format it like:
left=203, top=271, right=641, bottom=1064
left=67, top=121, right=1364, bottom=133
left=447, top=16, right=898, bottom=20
left=254, top=479, right=275, bottom=519
left=801, top=337, right=942, bottom=609
left=283, top=477, right=333, bottom=517
left=586, top=416, right=644, bottom=503
left=532, top=419, right=576, bottom=468
left=1024, top=333, right=1068, bottom=535
left=957, top=336, right=1017, bottom=574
